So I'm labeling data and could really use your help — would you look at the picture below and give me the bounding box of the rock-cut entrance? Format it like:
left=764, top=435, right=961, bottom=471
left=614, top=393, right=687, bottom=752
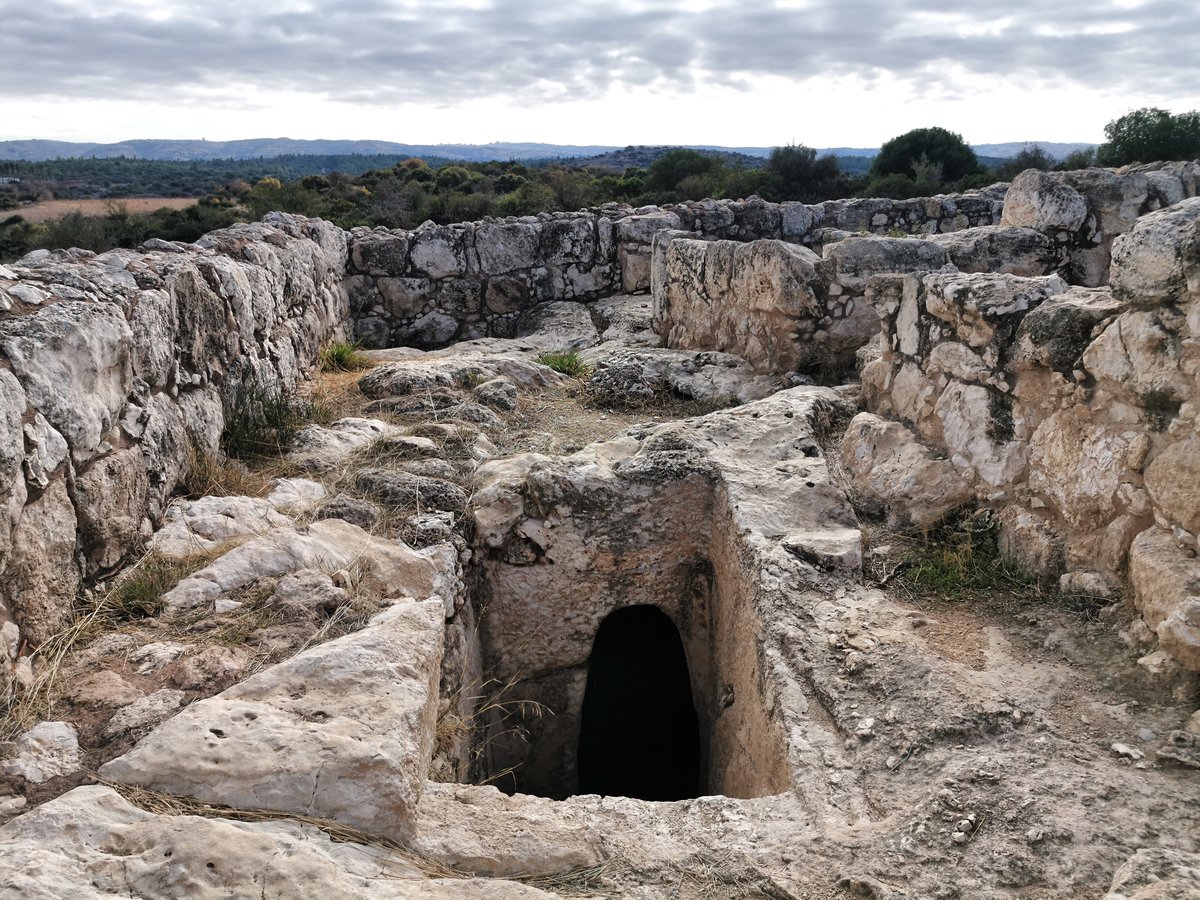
left=577, top=606, right=701, bottom=801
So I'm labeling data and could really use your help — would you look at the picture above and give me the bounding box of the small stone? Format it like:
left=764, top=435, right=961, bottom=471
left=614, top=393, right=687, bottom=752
left=1, top=722, right=81, bottom=783
left=103, top=689, right=186, bottom=740
left=1110, top=742, right=1145, bottom=761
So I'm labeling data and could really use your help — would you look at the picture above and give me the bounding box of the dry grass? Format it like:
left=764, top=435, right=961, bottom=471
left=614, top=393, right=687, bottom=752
left=11, top=198, right=198, bottom=224
left=180, top=442, right=273, bottom=500
left=0, top=544, right=227, bottom=741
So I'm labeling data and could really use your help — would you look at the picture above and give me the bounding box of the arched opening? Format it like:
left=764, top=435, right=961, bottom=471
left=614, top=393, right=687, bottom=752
left=577, top=605, right=701, bottom=800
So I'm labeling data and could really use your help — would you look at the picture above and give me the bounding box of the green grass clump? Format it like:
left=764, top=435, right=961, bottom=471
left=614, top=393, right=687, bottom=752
left=319, top=341, right=371, bottom=373
left=537, top=349, right=591, bottom=378
left=108, top=551, right=215, bottom=622
left=900, top=511, right=1040, bottom=599
left=221, top=381, right=307, bottom=459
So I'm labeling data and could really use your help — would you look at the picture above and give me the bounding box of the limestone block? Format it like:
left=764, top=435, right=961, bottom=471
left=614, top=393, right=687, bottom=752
left=0, top=300, right=132, bottom=460
left=475, top=222, right=539, bottom=275
left=0, top=785, right=554, bottom=898
left=513, top=300, right=599, bottom=351
left=654, top=237, right=822, bottom=374
left=923, top=272, right=1066, bottom=348
left=1109, top=197, right=1200, bottom=306
left=1082, top=310, right=1190, bottom=407
left=100, top=600, right=446, bottom=840
left=409, top=225, right=471, bottom=280
left=159, top=519, right=449, bottom=614
left=839, top=413, right=974, bottom=528
left=0, top=478, right=80, bottom=644
left=349, top=230, right=410, bottom=276
left=539, top=216, right=596, bottom=266
left=73, top=447, right=151, bottom=573
left=820, top=235, right=950, bottom=293
left=1129, top=527, right=1200, bottom=672
left=1000, top=170, right=1089, bottom=233
left=1, top=722, right=80, bottom=783
left=615, top=211, right=681, bottom=245
left=928, top=225, right=1062, bottom=276
left=1012, top=287, right=1124, bottom=374
left=1103, top=847, right=1200, bottom=900
left=1061, top=168, right=1151, bottom=240
left=1144, top=433, right=1200, bottom=533
left=150, top=495, right=293, bottom=559
left=1029, top=410, right=1151, bottom=530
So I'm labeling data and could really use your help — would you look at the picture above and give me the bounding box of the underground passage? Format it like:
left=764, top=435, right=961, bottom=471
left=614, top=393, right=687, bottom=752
left=576, top=605, right=701, bottom=801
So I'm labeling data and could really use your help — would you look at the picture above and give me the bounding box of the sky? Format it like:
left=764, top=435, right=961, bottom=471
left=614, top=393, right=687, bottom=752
left=0, top=0, right=1197, bottom=148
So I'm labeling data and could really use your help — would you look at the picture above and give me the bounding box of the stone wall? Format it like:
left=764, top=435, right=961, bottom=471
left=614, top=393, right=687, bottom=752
left=842, top=198, right=1200, bottom=672
left=0, top=213, right=348, bottom=664
left=345, top=189, right=1007, bottom=349
left=1001, top=161, right=1200, bottom=287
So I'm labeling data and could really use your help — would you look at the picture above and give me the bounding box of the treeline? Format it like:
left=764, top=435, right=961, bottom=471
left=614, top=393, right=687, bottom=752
left=0, top=153, right=455, bottom=203
left=0, top=200, right=243, bottom=261
left=2, top=107, right=1196, bottom=263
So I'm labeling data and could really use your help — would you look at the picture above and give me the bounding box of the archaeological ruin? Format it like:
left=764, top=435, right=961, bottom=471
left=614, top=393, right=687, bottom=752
left=0, top=161, right=1198, bottom=898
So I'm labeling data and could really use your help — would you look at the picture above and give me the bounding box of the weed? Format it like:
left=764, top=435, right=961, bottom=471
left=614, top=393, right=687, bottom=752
left=319, top=340, right=371, bottom=373
left=537, top=349, right=591, bottom=378
left=221, top=380, right=307, bottom=459
left=106, top=551, right=214, bottom=621
left=180, top=440, right=271, bottom=499
left=898, top=511, right=1040, bottom=599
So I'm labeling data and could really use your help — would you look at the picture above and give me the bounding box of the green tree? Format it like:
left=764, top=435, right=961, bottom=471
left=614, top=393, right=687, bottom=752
left=1096, top=107, right=1200, bottom=165
left=870, top=127, right=981, bottom=184
left=762, top=144, right=840, bottom=202
left=1056, top=147, right=1097, bottom=171
left=644, top=149, right=717, bottom=194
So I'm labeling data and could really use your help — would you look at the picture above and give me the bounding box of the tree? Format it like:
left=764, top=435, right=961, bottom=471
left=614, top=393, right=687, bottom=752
left=644, top=149, right=717, bottom=194
left=1056, top=147, right=1097, bottom=171
left=762, top=144, right=840, bottom=202
left=870, top=127, right=980, bottom=184
left=995, top=144, right=1054, bottom=181
left=1096, top=107, right=1200, bottom=165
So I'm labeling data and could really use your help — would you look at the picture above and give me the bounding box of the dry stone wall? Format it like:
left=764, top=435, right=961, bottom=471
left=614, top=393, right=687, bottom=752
left=844, top=197, right=1200, bottom=672
left=0, top=213, right=348, bottom=665
left=346, top=189, right=1006, bottom=349
left=1001, top=161, right=1200, bottom=286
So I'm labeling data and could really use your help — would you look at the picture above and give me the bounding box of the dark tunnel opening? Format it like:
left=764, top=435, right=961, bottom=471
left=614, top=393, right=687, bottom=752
left=577, top=605, right=701, bottom=801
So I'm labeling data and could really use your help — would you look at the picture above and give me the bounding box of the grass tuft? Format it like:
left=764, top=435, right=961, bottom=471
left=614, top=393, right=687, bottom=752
left=221, top=380, right=308, bottom=460
left=537, top=349, right=591, bottom=379
left=319, top=341, right=372, bottom=373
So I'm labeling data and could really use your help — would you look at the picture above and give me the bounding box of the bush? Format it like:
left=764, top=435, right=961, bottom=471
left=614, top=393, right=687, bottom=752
left=221, top=380, right=307, bottom=459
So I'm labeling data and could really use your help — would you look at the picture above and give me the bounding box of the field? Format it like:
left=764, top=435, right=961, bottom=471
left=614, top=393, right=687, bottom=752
left=9, top=197, right=198, bottom=223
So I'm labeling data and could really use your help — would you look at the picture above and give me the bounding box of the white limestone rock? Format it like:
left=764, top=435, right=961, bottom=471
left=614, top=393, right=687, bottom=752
left=1, top=721, right=81, bottom=784
left=0, top=785, right=558, bottom=899
left=840, top=413, right=975, bottom=528
left=100, top=600, right=446, bottom=841
left=150, top=495, right=293, bottom=559
left=158, top=518, right=454, bottom=614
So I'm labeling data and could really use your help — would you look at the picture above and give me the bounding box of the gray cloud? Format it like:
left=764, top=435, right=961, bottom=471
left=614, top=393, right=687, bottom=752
left=0, top=0, right=1195, bottom=110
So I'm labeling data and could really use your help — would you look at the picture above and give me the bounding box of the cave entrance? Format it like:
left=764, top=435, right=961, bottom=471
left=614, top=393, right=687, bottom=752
left=577, top=605, right=701, bottom=801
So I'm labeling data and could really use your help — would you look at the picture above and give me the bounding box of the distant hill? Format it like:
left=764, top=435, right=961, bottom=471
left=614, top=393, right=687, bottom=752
left=0, top=137, right=1097, bottom=165
left=0, top=139, right=623, bottom=163
left=971, top=141, right=1097, bottom=160
left=546, top=145, right=767, bottom=171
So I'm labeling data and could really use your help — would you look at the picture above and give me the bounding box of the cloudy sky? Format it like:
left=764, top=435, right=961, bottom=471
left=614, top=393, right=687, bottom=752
left=0, top=0, right=1197, bottom=147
